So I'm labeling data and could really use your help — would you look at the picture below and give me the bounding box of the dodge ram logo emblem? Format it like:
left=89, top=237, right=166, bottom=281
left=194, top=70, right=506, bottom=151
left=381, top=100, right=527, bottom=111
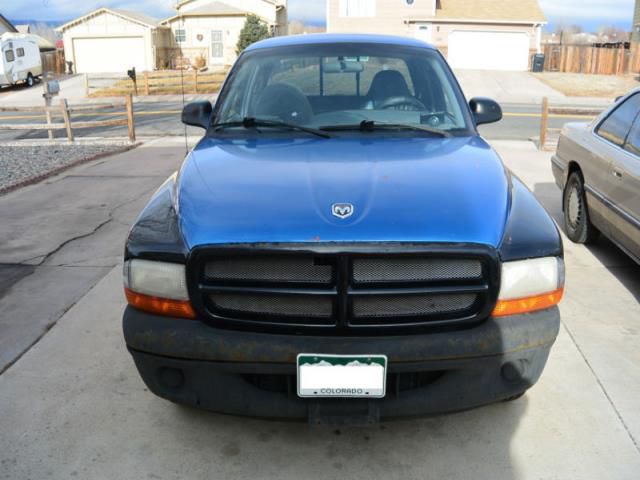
left=332, top=203, right=354, bottom=219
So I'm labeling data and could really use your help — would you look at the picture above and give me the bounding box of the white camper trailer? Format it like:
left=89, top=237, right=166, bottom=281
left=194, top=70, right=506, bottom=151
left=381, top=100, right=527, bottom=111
left=0, top=33, right=42, bottom=87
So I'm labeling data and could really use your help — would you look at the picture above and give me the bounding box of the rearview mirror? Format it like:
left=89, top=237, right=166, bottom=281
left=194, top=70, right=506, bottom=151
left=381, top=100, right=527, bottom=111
left=182, top=101, right=213, bottom=129
left=323, top=60, right=364, bottom=74
left=469, top=97, right=502, bottom=126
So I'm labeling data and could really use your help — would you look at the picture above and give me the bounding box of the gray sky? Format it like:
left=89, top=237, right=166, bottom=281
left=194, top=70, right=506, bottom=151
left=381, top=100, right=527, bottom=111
left=3, top=0, right=634, bottom=29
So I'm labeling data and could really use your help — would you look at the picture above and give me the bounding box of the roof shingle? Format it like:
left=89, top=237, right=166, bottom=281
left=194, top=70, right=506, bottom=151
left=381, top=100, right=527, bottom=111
left=435, top=0, right=546, bottom=23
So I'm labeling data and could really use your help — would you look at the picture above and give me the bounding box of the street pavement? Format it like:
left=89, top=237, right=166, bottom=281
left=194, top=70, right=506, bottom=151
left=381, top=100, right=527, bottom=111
left=0, top=69, right=614, bottom=142
left=0, top=137, right=639, bottom=479
left=0, top=100, right=604, bottom=142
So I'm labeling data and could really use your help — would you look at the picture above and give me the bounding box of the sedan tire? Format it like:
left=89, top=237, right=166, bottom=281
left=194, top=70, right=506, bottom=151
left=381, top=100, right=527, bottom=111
left=563, top=171, right=599, bottom=244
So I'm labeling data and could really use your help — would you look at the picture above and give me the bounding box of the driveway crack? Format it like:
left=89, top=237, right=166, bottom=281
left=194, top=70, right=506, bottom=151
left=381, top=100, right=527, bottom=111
left=561, top=320, right=640, bottom=453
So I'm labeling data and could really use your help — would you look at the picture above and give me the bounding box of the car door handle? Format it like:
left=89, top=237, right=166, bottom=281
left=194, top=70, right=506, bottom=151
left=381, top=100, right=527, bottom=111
left=612, top=169, right=623, bottom=179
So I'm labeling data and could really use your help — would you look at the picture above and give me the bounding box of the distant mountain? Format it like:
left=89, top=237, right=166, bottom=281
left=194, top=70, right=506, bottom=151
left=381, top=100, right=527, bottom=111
left=9, top=19, right=67, bottom=27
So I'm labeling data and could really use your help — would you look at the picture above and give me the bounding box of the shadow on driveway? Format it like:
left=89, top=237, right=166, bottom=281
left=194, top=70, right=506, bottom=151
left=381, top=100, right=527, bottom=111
left=166, top=397, right=528, bottom=479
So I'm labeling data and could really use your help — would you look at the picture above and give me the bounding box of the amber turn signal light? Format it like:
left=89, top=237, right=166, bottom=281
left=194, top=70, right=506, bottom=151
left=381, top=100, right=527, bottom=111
left=492, top=288, right=564, bottom=317
left=125, top=288, right=196, bottom=319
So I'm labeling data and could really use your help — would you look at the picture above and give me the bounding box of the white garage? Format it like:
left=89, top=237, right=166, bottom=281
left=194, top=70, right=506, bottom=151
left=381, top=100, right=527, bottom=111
left=57, top=8, right=166, bottom=74
left=447, top=30, right=531, bottom=71
left=72, top=37, right=147, bottom=74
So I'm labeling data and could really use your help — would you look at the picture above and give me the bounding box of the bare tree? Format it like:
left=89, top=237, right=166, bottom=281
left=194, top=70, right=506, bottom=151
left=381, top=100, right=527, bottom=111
left=596, top=25, right=629, bottom=42
left=288, top=20, right=326, bottom=35
left=30, top=23, right=59, bottom=44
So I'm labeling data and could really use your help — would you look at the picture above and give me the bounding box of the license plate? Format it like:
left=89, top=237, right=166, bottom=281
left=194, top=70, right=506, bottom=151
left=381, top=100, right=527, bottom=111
left=297, top=354, right=387, bottom=398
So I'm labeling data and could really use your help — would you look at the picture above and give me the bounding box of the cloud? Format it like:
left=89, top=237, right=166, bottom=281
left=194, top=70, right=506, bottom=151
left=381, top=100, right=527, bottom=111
left=4, top=0, right=175, bottom=22
left=539, top=0, right=633, bottom=24
left=5, top=0, right=630, bottom=28
left=5, top=0, right=327, bottom=23
left=288, top=0, right=326, bottom=23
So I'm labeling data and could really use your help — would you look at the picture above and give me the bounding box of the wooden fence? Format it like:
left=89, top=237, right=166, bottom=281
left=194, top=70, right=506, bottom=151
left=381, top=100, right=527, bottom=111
left=538, top=97, right=603, bottom=150
left=542, top=44, right=639, bottom=75
left=0, top=95, right=136, bottom=142
left=85, top=69, right=227, bottom=97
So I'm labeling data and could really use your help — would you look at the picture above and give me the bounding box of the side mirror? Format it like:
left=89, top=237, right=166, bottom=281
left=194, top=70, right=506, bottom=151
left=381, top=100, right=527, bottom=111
left=182, top=101, right=213, bottom=129
left=469, top=97, right=503, bottom=126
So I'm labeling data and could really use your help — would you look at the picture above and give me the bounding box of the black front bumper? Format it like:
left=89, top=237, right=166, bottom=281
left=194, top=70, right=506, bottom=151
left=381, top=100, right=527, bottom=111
left=123, top=306, right=560, bottom=421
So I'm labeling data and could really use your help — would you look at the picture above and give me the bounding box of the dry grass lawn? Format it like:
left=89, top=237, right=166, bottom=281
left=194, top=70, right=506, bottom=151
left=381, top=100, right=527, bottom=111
left=89, top=70, right=227, bottom=97
left=533, top=73, right=639, bottom=98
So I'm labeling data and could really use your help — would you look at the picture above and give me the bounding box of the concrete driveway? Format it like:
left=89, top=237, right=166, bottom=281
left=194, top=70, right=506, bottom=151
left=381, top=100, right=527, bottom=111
left=0, top=139, right=639, bottom=479
left=454, top=70, right=567, bottom=105
left=0, top=75, right=88, bottom=106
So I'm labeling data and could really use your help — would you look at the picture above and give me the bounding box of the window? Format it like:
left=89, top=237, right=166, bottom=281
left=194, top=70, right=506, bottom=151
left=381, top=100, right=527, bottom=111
left=339, top=0, right=376, bottom=17
left=270, top=58, right=321, bottom=96
left=175, top=29, right=186, bottom=43
left=624, top=115, right=640, bottom=157
left=4, top=50, right=14, bottom=62
left=17, top=48, right=24, bottom=57
left=596, top=94, right=640, bottom=147
left=215, top=44, right=471, bottom=135
left=211, top=30, right=223, bottom=58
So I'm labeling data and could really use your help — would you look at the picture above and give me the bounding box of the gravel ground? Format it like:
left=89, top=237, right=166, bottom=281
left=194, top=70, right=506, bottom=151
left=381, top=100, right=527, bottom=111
left=0, top=143, right=133, bottom=194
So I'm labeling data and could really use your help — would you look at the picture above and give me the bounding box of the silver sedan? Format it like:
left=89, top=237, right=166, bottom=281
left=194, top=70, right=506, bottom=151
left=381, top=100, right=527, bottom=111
left=552, top=90, right=640, bottom=263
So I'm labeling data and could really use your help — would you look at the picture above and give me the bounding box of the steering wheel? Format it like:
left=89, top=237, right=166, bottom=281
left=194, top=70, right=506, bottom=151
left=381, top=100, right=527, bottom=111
left=377, top=96, right=427, bottom=111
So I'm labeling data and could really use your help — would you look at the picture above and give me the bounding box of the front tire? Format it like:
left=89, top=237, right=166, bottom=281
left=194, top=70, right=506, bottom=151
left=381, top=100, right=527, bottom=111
left=563, top=171, right=599, bottom=244
left=26, top=73, right=34, bottom=87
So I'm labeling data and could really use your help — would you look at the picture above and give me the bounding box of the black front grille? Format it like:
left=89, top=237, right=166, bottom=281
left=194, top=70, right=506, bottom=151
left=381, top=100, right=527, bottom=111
left=210, top=292, right=334, bottom=323
left=191, top=245, right=499, bottom=335
left=204, top=255, right=333, bottom=285
left=352, top=258, right=483, bottom=283
left=351, top=293, right=478, bottom=321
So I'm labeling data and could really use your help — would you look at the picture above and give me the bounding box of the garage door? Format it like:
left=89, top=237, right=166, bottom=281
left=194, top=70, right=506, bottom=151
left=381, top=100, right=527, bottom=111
left=73, top=37, right=146, bottom=74
left=448, top=31, right=530, bottom=71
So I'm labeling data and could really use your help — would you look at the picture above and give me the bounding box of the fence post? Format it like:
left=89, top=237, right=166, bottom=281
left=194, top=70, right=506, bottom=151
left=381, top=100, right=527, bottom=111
left=194, top=70, right=198, bottom=94
left=144, top=72, right=150, bottom=96
left=61, top=98, right=74, bottom=142
left=84, top=74, right=89, bottom=98
left=44, top=103, right=54, bottom=140
left=126, top=94, right=136, bottom=142
left=42, top=73, right=54, bottom=140
left=539, top=97, right=549, bottom=150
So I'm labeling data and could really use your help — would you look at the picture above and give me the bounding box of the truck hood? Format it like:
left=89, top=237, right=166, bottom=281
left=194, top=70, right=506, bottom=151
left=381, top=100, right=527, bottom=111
left=177, top=135, right=510, bottom=249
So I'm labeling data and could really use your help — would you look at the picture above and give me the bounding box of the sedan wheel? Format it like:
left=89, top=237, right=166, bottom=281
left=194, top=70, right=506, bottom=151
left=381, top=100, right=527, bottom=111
left=563, top=172, right=599, bottom=244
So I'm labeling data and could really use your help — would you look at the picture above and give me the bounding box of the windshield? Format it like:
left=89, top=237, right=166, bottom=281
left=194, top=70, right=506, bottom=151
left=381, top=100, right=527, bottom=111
left=213, top=43, right=474, bottom=136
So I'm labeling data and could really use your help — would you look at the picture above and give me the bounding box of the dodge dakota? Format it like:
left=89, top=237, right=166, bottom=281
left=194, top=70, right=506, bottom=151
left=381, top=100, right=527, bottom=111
left=123, top=34, right=564, bottom=423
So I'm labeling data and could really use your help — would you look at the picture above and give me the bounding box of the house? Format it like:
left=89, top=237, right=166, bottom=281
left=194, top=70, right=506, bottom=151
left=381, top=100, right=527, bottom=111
left=326, top=0, right=546, bottom=71
left=57, top=1, right=287, bottom=74
left=56, top=8, right=167, bottom=73
left=633, top=0, right=640, bottom=42
left=160, top=0, right=288, bottom=68
left=0, top=13, right=17, bottom=34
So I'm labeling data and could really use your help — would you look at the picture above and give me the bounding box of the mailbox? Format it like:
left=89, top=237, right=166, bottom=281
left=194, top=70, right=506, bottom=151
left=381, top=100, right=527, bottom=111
left=45, top=80, right=60, bottom=96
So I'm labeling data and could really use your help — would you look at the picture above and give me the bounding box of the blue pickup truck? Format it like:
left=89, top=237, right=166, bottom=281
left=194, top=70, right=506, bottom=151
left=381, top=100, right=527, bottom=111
left=123, top=34, right=564, bottom=423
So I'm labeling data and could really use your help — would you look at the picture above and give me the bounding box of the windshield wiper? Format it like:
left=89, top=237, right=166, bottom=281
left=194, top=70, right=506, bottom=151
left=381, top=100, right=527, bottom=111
left=212, top=117, right=332, bottom=139
left=321, top=120, right=451, bottom=137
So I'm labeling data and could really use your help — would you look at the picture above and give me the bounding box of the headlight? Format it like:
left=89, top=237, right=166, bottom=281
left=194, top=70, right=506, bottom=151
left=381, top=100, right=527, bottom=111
left=123, top=259, right=196, bottom=319
left=493, top=257, right=564, bottom=317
